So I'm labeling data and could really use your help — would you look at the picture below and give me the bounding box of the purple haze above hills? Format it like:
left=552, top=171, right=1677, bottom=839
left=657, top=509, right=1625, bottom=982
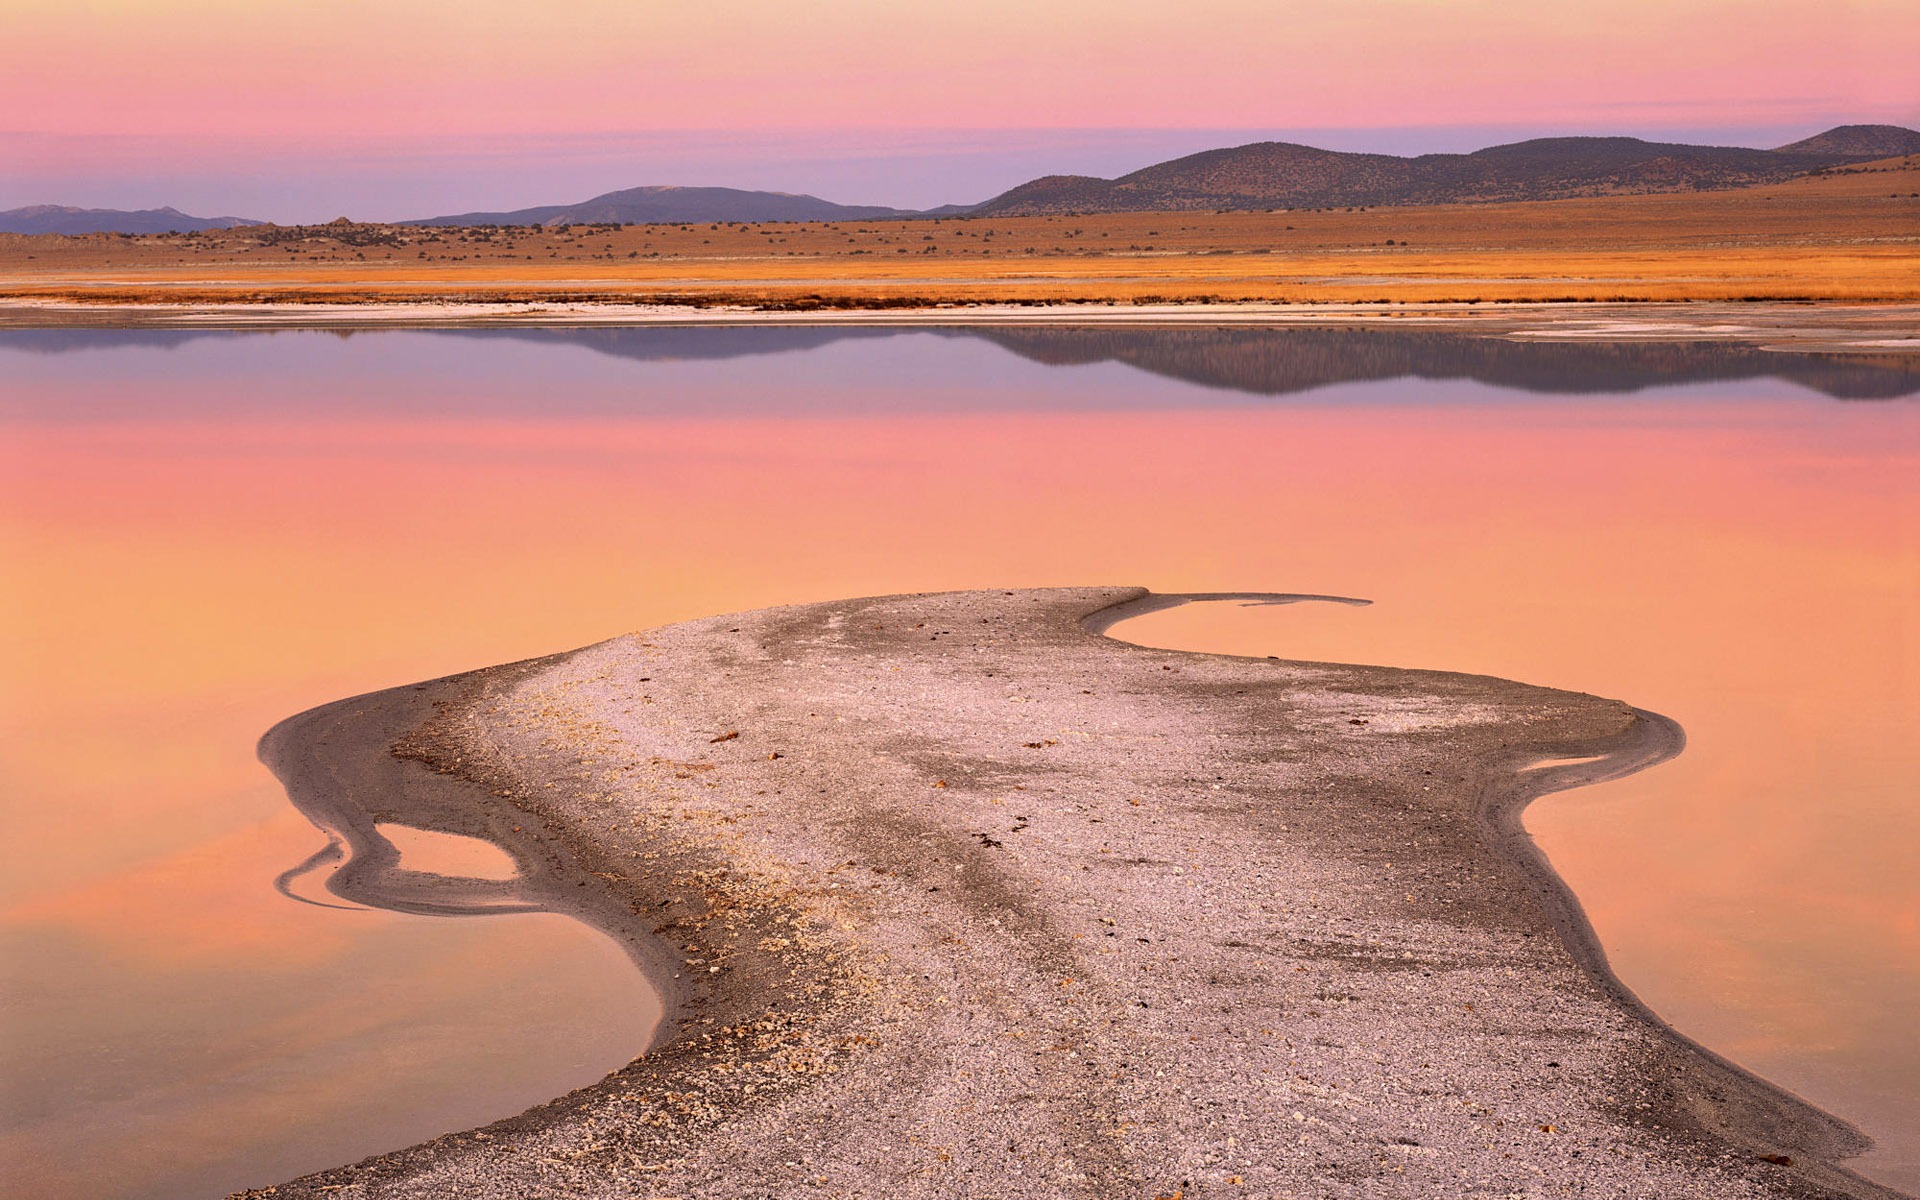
left=4, top=124, right=1915, bottom=234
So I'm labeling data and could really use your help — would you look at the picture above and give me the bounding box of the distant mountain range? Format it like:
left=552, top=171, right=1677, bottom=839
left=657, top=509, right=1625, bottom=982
left=968, top=124, right=1920, bottom=215
left=410, top=123, right=1920, bottom=223
left=0, top=204, right=263, bottom=235
left=9, top=124, right=1917, bottom=233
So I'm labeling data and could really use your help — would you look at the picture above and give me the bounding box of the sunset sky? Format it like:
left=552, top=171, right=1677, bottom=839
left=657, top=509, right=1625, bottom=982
left=5, top=0, right=1917, bottom=220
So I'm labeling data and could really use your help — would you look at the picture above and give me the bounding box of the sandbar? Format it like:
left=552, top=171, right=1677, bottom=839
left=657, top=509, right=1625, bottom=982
left=252, top=587, right=1902, bottom=1199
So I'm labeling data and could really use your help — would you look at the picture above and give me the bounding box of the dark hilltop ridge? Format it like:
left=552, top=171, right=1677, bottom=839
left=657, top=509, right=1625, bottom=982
left=403, top=123, right=1920, bottom=225
left=1773, top=124, right=1920, bottom=157
left=968, top=126, right=1920, bottom=215
left=406, top=184, right=925, bottom=228
left=0, top=204, right=263, bottom=235
left=11, top=124, right=1914, bottom=232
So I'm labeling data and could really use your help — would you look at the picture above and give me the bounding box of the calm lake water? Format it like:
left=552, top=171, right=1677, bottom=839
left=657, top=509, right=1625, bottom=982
left=1, top=325, right=1914, bottom=1196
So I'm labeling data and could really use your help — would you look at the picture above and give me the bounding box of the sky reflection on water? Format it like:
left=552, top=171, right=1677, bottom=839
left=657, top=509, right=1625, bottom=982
left=1, top=326, right=1913, bottom=1195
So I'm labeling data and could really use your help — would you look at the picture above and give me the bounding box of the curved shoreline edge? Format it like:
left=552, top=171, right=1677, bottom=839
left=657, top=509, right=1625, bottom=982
left=1096, top=594, right=1889, bottom=1195
left=1091, top=595, right=1895, bottom=1198
left=259, top=655, right=703, bottom=1026
left=1470, top=709, right=1878, bottom=1182
left=254, top=586, right=1906, bottom=1200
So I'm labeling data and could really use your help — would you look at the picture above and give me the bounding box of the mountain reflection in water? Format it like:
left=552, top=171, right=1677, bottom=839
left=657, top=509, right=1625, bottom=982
left=4, top=323, right=1915, bottom=404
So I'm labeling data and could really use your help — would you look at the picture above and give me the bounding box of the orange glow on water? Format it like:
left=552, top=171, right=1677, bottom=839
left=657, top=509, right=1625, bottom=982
left=0, top=329, right=1914, bottom=1192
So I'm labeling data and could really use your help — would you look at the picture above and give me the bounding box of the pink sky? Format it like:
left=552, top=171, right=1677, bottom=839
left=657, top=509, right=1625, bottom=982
left=5, top=0, right=1917, bottom=218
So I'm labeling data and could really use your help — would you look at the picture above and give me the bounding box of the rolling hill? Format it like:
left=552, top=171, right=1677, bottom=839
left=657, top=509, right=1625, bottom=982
left=12, top=124, right=1914, bottom=232
left=1772, top=124, right=1920, bottom=157
left=0, top=205, right=263, bottom=235
left=969, top=125, right=1920, bottom=215
left=410, top=185, right=913, bottom=227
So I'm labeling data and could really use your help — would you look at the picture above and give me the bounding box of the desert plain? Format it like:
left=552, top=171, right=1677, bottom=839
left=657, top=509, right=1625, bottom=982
left=2, top=156, right=1914, bottom=313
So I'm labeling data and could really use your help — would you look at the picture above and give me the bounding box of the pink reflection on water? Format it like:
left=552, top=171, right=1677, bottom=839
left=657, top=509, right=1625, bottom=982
left=1, top=358, right=1914, bottom=1193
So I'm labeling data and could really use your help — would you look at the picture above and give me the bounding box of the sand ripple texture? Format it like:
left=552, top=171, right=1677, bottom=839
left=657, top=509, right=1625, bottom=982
left=254, top=586, right=1901, bottom=1200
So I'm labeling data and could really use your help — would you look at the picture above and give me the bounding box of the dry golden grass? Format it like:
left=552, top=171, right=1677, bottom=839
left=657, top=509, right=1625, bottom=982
left=3, top=157, right=1915, bottom=307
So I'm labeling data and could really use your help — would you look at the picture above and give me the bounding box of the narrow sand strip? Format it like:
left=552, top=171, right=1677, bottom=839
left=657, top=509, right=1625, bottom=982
left=255, top=587, right=1901, bottom=1199
left=8, top=299, right=1920, bottom=356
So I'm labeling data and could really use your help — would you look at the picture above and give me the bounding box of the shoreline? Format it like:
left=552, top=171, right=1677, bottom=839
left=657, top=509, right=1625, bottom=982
left=1076, top=596, right=1892, bottom=1197
left=4, top=298, right=1916, bottom=358
left=1471, top=710, right=1884, bottom=1189
left=253, top=587, right=1905, bottom=1199
left=259, top=657, right=701, bottom=1025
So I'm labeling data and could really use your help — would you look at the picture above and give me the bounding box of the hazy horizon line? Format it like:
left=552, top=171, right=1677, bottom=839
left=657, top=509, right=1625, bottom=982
left=6, top=116, right=1915, bottom=225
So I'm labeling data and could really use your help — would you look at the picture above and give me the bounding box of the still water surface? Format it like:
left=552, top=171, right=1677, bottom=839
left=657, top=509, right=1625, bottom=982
left=1, top=326, right=1914, bottom=1196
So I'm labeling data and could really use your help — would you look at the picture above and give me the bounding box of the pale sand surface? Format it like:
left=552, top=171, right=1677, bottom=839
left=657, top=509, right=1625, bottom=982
left=255, top=588, right=1903, bottom=1199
